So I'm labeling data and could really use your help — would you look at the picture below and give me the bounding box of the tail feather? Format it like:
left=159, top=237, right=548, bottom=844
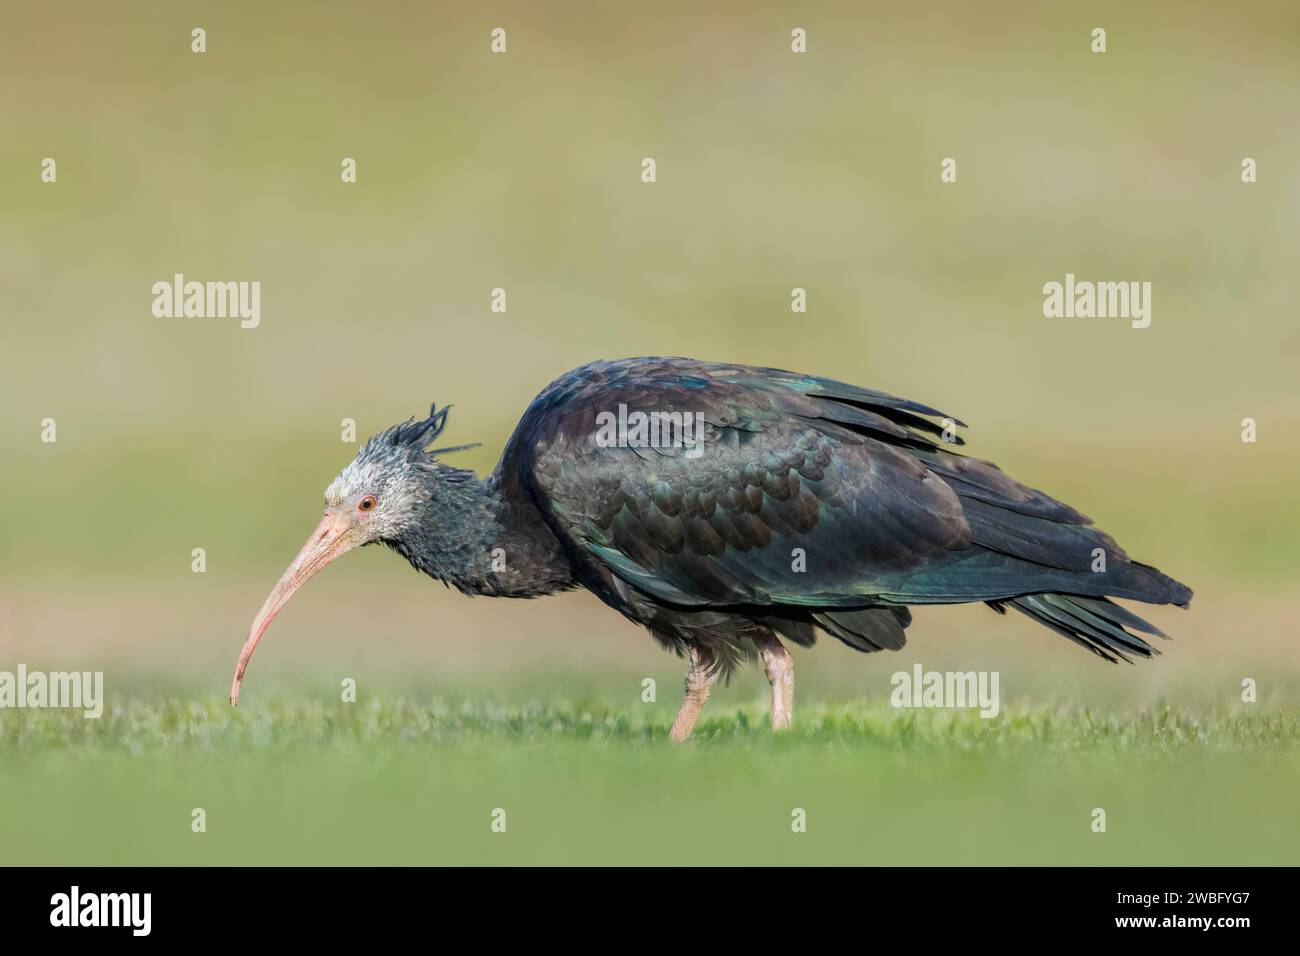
left=991, top=593, right=1169, bottom=663
left=813, top=607, right=911, bottom=652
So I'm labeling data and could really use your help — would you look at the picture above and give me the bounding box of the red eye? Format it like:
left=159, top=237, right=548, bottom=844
left=358, top=495, right=377, bottom=512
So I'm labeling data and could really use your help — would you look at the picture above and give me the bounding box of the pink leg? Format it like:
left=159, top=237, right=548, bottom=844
left=755, top=633, right=794, bottom=731
left=669, top=645, right=718, bottom=742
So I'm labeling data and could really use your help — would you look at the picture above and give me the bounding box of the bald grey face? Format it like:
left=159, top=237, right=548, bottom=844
left=230, top=404, right=475, bottom=708
left=323, top=445, right=427, bottom=547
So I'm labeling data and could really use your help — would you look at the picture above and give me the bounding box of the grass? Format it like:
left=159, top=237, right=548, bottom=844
left=3, top=695, right=1296, bottom=753
left=2, top=694, right=1297, bottom=865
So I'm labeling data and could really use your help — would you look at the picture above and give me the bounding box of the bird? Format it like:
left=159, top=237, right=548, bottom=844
left=229, top=356, right=1192, bottom=740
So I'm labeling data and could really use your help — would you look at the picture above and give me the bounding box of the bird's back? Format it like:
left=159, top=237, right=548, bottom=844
left=497, top=357, right=1191, bottom=662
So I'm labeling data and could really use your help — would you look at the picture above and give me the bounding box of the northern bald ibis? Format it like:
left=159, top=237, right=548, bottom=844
left=229, top=357, right=1192, bottom=739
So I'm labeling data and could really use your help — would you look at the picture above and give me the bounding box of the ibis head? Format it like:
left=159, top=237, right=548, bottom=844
left=229, top=405, right=480, bottom=705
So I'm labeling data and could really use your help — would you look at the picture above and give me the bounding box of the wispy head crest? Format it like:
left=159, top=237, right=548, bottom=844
left=386, top=403, right=480, bottom=458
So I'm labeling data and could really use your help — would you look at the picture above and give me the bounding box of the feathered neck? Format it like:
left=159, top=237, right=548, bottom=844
left=384, top=467, right=575, bottom=599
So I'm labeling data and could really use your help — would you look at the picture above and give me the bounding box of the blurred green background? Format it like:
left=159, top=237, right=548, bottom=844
left=1, top=1, right=1297, bottom=865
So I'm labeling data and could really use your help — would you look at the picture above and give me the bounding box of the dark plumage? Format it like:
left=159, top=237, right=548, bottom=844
left=230, top=357, right=1192, bottom=739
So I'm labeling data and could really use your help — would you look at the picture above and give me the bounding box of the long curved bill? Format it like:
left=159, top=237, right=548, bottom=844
left=229, top=510, right=356, bottom=706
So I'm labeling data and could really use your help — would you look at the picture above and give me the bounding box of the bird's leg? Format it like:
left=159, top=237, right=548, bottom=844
left=755, top=633, right=794, bottom=731
left=669, top=645, right=718, bottom=742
